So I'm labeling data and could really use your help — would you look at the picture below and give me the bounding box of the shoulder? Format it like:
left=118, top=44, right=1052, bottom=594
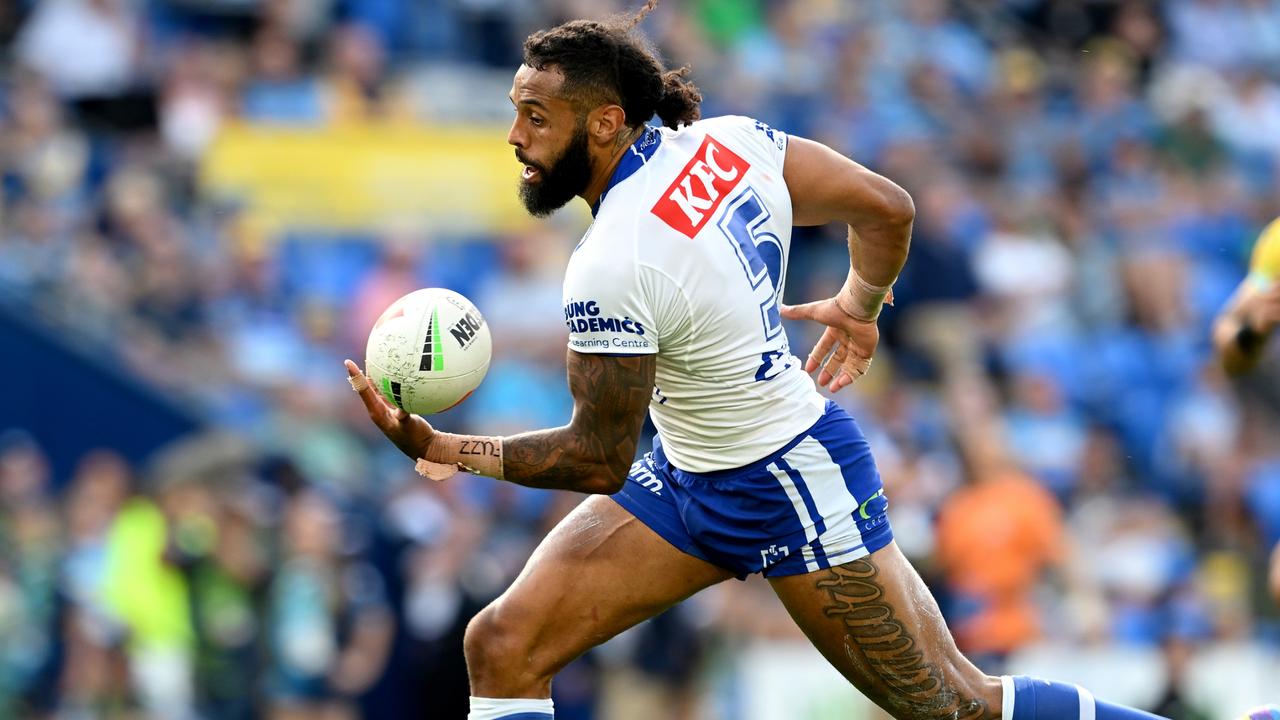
left=660, top=115, right=787, bottom=151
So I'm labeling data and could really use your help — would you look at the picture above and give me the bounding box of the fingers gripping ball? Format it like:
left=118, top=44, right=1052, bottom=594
left=365, top=288, right=492, bottom=415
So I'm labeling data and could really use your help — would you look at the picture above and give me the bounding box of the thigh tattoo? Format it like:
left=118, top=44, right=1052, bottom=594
left=814, top=561, right=991, bottom=720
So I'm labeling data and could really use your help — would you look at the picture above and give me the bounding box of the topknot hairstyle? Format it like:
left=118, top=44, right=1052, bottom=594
left=522, top=0, right=702, bottom=128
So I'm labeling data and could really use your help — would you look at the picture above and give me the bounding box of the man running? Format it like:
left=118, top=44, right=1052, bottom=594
left=347, top=3, right=1164, bottom=718
left=1213, top=216, right=1280, bottom=606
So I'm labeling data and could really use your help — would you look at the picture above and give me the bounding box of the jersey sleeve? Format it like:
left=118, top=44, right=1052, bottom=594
left=702, top=115, right=789, bottom=173
left=1249, top=217, right=1280, bottom=289
left=562, top=258, right=662, bottom=356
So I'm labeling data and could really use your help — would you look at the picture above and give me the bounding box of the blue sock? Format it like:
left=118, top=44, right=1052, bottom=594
left=1003, top=676, right=1168, bottom=720
left=468, top=696, right=554, bottom=720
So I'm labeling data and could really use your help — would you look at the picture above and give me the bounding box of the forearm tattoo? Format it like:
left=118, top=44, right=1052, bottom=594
left=502, top=352, right=655, bottom=493
left=814, top=561, right=990, bottom=720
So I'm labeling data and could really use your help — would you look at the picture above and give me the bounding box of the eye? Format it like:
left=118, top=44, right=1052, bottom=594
left=530, top=115, right=545, bottom=127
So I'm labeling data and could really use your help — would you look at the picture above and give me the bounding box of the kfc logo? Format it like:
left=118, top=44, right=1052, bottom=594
left=652, top=135, right=750, bottom=238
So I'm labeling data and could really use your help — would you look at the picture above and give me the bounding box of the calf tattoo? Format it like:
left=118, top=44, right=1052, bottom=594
left=814, top=561, right=989, bottom=720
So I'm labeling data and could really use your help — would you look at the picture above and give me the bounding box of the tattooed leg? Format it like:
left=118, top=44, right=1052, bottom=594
left=769, top=541, right=1002, bottom=720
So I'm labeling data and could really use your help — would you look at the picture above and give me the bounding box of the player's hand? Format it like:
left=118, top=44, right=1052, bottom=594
left=779, top=298, right=880, bottom=392
left=344, top=359, right=439, bottom=462
left=1241, top=282, right=1280, bottom=335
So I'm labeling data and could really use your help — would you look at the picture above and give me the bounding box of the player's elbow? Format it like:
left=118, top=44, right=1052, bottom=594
left=839, top=173, right=915, bottom=241
left=584, top=464, right=627, bottom=495
left=868, top=178, right=915, bottom=230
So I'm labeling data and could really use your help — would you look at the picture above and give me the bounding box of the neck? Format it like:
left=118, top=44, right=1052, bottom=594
left=580, top=125, right=644, bottom=208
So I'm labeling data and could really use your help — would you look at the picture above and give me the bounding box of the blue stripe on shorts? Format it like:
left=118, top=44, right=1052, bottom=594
left=612, top=400, right=893, bottom=578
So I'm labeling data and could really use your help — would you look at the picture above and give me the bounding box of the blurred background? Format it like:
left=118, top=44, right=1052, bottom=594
left=3, top=0, right=1280, bottom=718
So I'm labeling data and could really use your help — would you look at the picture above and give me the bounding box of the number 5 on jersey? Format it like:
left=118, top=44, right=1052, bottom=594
left=718, top=187, right=793, bottom=381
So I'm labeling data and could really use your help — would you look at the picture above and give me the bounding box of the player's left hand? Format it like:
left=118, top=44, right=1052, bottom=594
left=780, top=298, right=879, bottom=392
left=344, top=360, right=453, bottom=478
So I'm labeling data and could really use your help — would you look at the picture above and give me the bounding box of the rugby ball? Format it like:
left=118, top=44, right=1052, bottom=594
left=365, top=288, right=491, bottom=415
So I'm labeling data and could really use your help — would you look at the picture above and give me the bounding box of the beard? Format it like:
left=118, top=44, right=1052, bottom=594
left=517, top=121, right=593, bottom=218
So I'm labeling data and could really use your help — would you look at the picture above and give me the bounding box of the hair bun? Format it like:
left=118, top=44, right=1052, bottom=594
left=656, top=67, right=701, bottom=128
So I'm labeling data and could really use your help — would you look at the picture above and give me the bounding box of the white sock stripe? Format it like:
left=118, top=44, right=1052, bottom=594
left=468, top=697, right=554, bottom=720
left=1001, top=676, right=1016, bottom=720
left=1076, top=685, right=1096, bottom=720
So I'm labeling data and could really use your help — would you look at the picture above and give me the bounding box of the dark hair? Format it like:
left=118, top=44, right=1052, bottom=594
left=522, top=0, right=702, bottom=128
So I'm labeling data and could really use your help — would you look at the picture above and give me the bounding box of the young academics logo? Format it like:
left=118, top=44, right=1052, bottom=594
left=652, top=135, right=750, bottom=238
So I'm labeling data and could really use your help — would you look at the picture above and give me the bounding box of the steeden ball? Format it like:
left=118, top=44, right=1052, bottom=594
left=365, top=288, right=492, bottom=415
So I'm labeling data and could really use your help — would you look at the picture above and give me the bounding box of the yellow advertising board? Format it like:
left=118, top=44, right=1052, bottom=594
left=200, top=122, right=586, bottom=235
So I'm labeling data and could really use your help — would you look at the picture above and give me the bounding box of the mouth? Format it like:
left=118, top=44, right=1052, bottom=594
left=521, top=164, right=541, bottom=182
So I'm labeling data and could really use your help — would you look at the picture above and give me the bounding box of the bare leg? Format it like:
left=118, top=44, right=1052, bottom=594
left=465, top=495, right=734, bottom=697
left=769, top=541, right=1002, bottom=720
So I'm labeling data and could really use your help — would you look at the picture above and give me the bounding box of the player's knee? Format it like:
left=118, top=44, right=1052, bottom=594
left=463, top=601, right=547, bottom=687
left=463, top=604, right=515, bottom=678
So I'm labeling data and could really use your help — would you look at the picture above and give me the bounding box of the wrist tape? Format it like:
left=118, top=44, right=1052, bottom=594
left=836, top=269, right=894, bottom=322
left=418, top=432, right=504, bottom=480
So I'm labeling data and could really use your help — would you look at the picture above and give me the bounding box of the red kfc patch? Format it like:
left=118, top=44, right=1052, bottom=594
left=651, top=135, right=750, bottom=238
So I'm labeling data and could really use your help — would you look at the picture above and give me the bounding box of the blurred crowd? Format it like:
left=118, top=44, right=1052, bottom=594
left=4, top=0, right=1280, bottom=718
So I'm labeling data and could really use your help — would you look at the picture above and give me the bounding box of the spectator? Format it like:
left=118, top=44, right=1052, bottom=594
left=15, top=0, right=143, bottom=99
left=935, top=409, right=1066, bottom=664
left=266, top=489, right=392, bottom=720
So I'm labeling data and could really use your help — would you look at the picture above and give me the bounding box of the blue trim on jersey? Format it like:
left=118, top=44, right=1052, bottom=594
left=591, top=124, right=663, bottom=217
left=488, top=714, right=554, bottom=720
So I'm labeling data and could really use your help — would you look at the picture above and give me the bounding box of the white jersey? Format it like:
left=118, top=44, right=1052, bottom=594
left=562, top=115, right=825, bottom=472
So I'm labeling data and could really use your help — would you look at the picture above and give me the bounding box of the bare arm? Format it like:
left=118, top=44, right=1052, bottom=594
left=779, top=137, right=914, bottom=391
left=783, top=136, right=915, bottom=288
left=1213, top=280, right=1280, bottom=375
left=345, top=351, right=654, bottom=495
left=500, top=350, right=654, bottom=494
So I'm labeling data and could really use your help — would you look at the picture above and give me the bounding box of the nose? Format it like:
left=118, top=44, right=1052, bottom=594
left=507, top=117, right=525, bottom=149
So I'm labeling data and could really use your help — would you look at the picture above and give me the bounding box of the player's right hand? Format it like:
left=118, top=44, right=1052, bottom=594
left=779, top=298, right=879, bottom=392
left=344, top=359, right=437, bottom=462
left=1241, top=282, right=1280, bottom=335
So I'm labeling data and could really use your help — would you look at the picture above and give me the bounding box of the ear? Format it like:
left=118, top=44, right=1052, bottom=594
left=588, top=104, right=628, bottom=145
